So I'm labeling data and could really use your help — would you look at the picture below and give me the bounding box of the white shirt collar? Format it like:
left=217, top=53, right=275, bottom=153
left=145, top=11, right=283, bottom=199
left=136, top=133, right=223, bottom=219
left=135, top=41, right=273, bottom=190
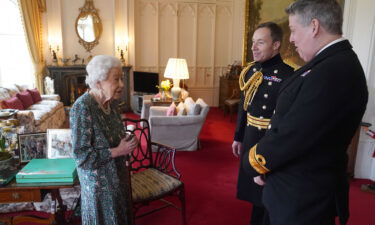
left=316, top=37, right=346, bottom=56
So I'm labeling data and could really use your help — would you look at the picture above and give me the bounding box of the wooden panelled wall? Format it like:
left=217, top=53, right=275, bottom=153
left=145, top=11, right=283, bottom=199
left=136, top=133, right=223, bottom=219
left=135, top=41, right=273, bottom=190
left=133, top=0, right=235, bottom=106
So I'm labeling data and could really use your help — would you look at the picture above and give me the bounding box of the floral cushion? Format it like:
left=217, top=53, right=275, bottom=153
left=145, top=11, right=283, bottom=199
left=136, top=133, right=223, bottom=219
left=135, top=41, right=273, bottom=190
left=0, top=88, right=11, bottom=109
left=3, top=97, right=24, bottom=110
left=4, top=85, right=19, bottom=97
left=31, top=110, right=51, bottom=125
left=27, top=88, right=42, bottom=103
left=16, top=91, right=34, bottom=109
left=131, top=168, right=182, bottom=202
left=0, top=88, right=11, bottom=101
left=36, top=100, right=62, bottom=107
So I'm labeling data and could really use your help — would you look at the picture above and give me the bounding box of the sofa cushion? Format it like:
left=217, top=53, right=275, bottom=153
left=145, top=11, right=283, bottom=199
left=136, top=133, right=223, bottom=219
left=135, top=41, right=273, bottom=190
left=17, top=91, right=34, bottom=109
left=176, top=102, right=186, bottom=116
left=3, top=97, right=24, bottom=110
left=27, top=88, right=42, bottom=103
left=166, top=102, right=176, bottom=116
left=3, top=85, right=19, bottom=97
left=14, top=84, right=28, bottom=92
left=0, top=88, right=11, bottom=109
left=31, top=110, right=50, bottom=125
left=184, top=97, right=201, bottom=115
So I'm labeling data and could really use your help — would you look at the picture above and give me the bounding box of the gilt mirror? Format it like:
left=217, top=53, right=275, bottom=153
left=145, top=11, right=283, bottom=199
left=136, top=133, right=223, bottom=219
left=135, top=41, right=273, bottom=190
left=75, top=0, right=102, bottom=52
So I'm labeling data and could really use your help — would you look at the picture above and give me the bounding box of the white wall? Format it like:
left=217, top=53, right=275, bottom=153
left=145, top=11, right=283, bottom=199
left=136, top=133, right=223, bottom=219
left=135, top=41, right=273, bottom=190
left=343, top=0, right=375, bottom=180
left=44, top=0, right=244, bottom=106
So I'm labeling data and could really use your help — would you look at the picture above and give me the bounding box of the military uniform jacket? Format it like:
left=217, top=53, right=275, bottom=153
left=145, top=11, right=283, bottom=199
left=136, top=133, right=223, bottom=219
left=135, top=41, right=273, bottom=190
left=242, top=40, right=368, bottom=225
left=234, top=54, right=294, bottom=205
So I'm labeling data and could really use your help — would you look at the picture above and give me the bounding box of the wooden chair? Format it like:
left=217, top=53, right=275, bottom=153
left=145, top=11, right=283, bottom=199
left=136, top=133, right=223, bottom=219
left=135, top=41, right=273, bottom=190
left=223, top=89, right=240, bottom=121
left=123, top=118, right=187, bottom=225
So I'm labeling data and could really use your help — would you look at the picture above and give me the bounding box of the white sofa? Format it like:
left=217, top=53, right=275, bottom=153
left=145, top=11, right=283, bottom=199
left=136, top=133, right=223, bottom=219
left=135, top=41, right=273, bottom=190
left=149, top=97, right=209, bottom=151
left=0, top=84, right=66, bottom=133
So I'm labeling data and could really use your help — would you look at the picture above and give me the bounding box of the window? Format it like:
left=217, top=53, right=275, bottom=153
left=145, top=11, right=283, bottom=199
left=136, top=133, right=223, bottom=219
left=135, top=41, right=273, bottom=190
left=0, top=0, right=35, bottom=87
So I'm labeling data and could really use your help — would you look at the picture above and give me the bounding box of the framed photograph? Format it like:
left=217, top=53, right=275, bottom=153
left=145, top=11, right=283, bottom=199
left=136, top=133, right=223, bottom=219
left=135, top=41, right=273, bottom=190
left=47, top=129, right=73, bottom=159
left=18, top=132, right=47, bottom=163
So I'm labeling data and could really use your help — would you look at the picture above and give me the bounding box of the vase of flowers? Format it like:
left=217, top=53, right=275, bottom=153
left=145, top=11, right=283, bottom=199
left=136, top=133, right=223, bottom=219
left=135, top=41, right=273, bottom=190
left=156, top=80, right=172, bottom=100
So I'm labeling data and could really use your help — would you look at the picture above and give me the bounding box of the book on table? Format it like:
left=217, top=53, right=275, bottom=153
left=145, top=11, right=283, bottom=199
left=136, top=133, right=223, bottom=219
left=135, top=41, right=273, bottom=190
left=0, top=168, right=18, bottom=186
left=16, top=158, right=77, bottom=184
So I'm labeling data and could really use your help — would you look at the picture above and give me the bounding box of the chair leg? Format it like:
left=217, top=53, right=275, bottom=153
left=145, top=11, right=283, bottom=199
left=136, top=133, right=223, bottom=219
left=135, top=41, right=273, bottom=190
left=179, top=184, right=187, bottom=225
left=229, top=105, right=233, bottom=122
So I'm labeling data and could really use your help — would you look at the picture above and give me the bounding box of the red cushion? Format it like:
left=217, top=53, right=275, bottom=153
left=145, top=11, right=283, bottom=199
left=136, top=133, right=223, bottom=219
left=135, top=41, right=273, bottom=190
left=3, top=97, right=24, bottom=110
left=27, top=88, right=42, bottom=103
left=16, top=91, right=34, bottom=109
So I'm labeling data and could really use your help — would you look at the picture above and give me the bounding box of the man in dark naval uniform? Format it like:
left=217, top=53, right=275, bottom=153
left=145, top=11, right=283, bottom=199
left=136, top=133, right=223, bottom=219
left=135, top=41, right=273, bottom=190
left=232, top=22, right=294, bottom=225
left=241, top=1, right=368, bottom=225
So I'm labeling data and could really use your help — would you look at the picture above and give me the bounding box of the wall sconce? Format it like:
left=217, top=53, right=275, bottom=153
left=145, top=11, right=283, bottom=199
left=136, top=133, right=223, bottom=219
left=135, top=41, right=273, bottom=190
left=116, top=36, right=129, bottom=66
left=117, top=46, right=126, bottom=65
left=49, top=45, right=60, bottom=64
left=48, top=33, right=61, bottom=65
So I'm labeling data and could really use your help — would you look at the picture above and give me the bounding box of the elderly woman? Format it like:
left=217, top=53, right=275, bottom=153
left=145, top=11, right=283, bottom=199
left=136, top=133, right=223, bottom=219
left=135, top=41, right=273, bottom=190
left=70, top=55, right=137, bottom=225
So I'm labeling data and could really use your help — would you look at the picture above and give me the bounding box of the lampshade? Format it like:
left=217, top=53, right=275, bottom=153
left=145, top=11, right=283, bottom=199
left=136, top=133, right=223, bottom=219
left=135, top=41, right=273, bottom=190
left=164, top=58, right=189, bottom=79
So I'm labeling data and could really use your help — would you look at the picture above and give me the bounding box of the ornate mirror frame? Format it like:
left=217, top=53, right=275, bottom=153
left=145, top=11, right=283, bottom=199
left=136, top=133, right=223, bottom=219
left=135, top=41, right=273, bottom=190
left=75, top=0, right=103, bottom=52
left=242, top=0, right=346, bottom=68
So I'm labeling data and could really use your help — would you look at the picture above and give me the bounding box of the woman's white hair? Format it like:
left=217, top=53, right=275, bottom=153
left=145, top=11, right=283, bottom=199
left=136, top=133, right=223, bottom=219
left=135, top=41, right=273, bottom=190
left=85, top=55, right=121, bottom=89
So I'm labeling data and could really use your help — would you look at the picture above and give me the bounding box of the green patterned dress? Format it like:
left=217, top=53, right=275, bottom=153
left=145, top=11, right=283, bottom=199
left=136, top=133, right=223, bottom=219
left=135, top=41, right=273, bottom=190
left=70, top=92, right=133, bottom=225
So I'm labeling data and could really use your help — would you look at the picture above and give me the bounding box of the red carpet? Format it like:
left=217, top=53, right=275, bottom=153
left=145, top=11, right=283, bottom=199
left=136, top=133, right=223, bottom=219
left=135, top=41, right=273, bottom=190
left=2, top=108, right=374, bottom=225
left=135, top=107, right=375, bottom=225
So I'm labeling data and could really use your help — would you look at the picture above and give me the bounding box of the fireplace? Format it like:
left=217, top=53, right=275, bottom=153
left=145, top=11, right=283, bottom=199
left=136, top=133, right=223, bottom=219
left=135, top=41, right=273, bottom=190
left=65, top=72, right=88, bottom=105
left=46, top=65, right=132, bottom=111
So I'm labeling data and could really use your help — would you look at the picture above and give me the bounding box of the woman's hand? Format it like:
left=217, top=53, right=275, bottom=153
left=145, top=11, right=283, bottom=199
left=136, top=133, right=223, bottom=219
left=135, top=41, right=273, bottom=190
left=111, top=135, right=138, bottom=158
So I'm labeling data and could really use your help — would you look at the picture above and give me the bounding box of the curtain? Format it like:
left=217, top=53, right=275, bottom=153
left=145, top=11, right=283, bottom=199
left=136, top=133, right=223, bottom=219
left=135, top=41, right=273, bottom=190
left=18, top=0, right=46, bottom=92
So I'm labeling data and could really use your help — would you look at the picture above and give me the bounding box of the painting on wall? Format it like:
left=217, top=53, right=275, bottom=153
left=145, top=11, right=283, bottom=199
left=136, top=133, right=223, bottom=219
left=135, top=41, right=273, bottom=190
left=243, top=0, right=346, bottom=69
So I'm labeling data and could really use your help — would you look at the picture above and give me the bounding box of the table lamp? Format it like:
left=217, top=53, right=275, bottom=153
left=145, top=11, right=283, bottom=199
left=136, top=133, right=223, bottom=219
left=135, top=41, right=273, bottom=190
left=164, top=58, right=189, bottom=101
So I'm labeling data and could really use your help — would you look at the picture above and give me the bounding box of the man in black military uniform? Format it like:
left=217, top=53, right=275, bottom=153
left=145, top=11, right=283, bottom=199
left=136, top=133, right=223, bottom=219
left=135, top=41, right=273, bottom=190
left=241, top=1, right=368, bottom=225
left=232, top=22, right=294, bottom=225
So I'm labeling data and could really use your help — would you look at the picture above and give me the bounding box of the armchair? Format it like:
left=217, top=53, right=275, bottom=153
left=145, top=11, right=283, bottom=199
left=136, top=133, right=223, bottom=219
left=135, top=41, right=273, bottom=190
left=149, top=98, right=209, bottom=151
left=123, top=118, right=186, bottom=225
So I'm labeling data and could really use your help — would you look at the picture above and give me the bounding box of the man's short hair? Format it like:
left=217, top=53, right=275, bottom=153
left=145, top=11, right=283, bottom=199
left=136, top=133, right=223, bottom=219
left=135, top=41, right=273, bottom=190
left=285, top=0, right=343, bottom=35
left=256, top=22, right=283, bottom=43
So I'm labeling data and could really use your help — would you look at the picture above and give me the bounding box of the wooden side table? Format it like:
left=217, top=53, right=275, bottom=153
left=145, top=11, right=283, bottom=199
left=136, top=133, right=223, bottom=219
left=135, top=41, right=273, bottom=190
left=0, top=179, right=79, bottom=225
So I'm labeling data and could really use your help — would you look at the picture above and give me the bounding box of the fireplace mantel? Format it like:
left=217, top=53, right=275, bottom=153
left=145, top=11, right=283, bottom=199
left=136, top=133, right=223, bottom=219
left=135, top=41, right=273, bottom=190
left=46, top=65, right=132, bottom=112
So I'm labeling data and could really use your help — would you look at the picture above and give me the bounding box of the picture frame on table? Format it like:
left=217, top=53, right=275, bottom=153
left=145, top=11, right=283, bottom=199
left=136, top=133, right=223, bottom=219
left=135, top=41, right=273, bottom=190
left=47, top=129, right=72, bottom=159
left=18, top=132, right=47, bottom=163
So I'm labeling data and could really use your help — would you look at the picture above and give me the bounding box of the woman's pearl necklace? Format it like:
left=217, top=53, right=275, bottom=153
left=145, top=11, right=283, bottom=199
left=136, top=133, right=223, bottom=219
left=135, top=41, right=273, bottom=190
left=98, top=102, right=111, bottom=115
left=89, top=90, right=111, bottom=115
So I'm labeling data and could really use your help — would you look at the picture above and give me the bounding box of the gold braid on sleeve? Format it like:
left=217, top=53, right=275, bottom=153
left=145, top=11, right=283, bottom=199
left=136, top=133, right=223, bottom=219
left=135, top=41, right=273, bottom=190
left=239, top=62, right=263, bottom=111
